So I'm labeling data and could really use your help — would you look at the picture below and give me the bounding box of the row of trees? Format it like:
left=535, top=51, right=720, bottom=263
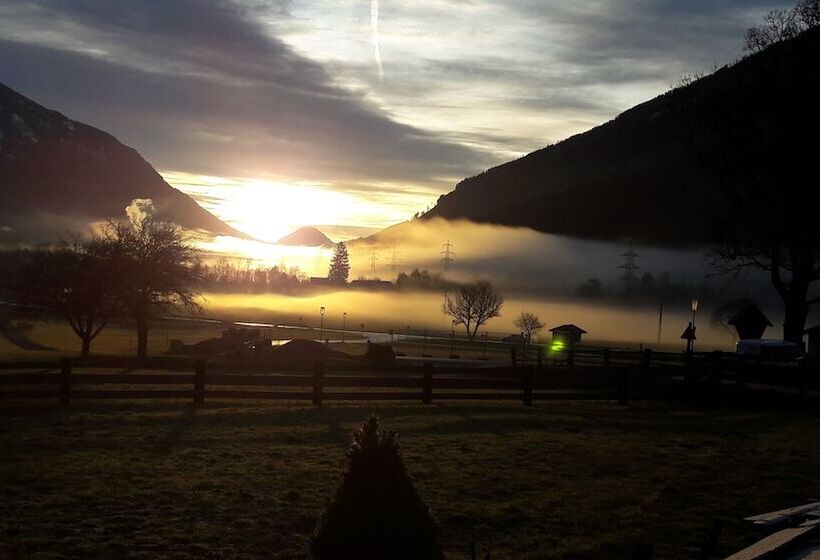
left=199, top=258, right=306, bottom=293
left=743, top=0, right=819, bottom=52
left=4, top=217, right=201, bottom=359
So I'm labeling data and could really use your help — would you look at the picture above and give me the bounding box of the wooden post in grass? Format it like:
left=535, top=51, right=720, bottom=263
left=522, top=365, right=534, bottom=406
left=510, top=347, right=517, bottom=368
left=642, top=348, right=652, bottom=371
left=603, top=347, right=611, bottom=368
left=313, top=362, right=324, bottom=405
left=59, top=358, right=71, bottom=405
left=617, top=367, right=629, bottom=405
left=422, top=363, right=433, bottom=404
left=194, top=360, right=205, bottom=406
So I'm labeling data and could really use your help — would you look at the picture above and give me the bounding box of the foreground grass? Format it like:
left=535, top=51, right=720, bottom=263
left=1, top=400, right=817, bottom=559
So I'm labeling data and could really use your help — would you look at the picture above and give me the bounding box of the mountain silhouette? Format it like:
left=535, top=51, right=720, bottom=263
left=276, top=226, right=334, bottom=247
left=0, top=82, right=247, bottom=239
left=424, top=27, right=820, bottom=246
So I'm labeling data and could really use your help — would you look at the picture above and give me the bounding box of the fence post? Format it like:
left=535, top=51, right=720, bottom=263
left=736, top=355, right=746, bottom=390
left=797, top=360, right=807, bottom=401
left=510, top=347, right=517, bottom=368
left=567, top=348, right=575, bottom=368
left=522, top=365, right=534, bottom=406
left=59, top=358, right=71, bottom=405
left=537, top=347, right=544, bottom=370
left=642, top=349, right=652, bottom=370
left=603, top=347, right=610, bottom=368
left=313, top=362, right=325, bottom=405
left=617, top=367, right=629, bottom=405
left=194, top=360, right=205, bottom=406
left=422, top=363, right=433, bottom=404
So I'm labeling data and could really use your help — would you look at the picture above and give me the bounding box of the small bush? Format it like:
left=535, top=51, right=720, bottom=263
left=311, top=416, right=444, bottom=560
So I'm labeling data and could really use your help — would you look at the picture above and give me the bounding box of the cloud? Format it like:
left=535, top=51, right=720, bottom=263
left=0, top=0, right=487, bottom=190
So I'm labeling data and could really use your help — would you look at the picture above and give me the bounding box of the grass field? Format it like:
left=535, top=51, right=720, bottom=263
left=1, top=399, right=818, bottom=559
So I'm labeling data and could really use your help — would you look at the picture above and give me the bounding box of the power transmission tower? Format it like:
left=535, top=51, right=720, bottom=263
left=369, top=248, right=379, bottom=273
left=440, top=240, right=455, bottom=271
left=389, top=246, right=400, bottom=274
left=618, top=247, right=640, bottom=294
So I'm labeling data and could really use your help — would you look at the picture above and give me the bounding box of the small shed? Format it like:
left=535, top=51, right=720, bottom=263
left=549, top=324, right=587, bottom=347
left=728, top=304, right=773, bottom=340
left=806, top=324, right=820, bottom=360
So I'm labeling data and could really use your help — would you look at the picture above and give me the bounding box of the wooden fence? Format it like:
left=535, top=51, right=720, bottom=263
left=0, top=353, right=817, bottom=406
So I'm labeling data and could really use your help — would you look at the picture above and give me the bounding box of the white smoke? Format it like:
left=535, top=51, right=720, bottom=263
left=371, top=0, right=384, bottom=82
left=125, top=198, right=155, bottom=229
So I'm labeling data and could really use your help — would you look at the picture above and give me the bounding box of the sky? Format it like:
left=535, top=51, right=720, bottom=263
left=0, top=0, right=793, bottom=241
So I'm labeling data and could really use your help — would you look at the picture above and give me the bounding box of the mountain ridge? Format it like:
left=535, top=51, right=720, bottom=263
left=424, top=28, right=820, bottom=246
left=0, top=82, right=248, bottom=240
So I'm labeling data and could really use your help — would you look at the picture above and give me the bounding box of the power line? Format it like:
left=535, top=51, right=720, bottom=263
left=618, top=246, right=640, bottom=293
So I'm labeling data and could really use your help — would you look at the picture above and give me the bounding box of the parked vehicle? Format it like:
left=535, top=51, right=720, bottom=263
left=735, top=339, right=802, bottom=363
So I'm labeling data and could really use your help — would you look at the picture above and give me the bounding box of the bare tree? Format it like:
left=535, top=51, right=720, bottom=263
left=91, top=217, right=202, bottom=359
left=513, top=312, right=544, bottom=342
left=513, top=311, right=545, bottom=360
left=744, top=8, right=800, bottom=52
left=7, top=242, right=118, bottom=358
left=795, top=0, right=820, bottom=27
left=442, top=280, right=503, bottom=341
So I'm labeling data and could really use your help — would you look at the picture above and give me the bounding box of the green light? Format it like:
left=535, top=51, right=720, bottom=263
left=549, top=340, right=565, bottom=353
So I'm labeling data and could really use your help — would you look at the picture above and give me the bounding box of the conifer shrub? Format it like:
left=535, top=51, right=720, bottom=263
left=311, top=415, right=444, bottom=559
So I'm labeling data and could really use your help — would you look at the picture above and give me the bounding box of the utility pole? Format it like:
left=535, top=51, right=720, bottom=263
left=440, top=240, right=455, bottom=271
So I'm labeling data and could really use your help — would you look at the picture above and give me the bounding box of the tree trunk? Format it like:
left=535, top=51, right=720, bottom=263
left=136, top=318, right=149, bottom=359
left=781, top=255, right=812, bottom=348
left=782, top=289, right=809, bottom=348
left=80, top=336, right=91, bottom=359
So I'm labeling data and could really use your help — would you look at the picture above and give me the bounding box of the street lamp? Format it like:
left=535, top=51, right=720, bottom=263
left=691, top=299, right=699, bottom=328
left=342, top=312, right=347, bottom=343
left=319, top=306, right=326, bottom=342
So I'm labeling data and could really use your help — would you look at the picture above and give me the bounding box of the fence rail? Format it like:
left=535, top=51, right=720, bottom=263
left=0, top=352, right=817, bottom=406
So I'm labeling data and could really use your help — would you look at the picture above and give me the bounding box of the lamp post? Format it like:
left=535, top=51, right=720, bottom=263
left=342, top=312, right=347, bottom=343
left=319, top=306, right=326, bottom=343
left=690, top=299, right=699, bottom=352
left=691, top=299, right=699, bottom=328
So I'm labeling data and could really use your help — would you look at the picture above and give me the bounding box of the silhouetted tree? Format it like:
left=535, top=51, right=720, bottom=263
left=574, top=278, right=603, bottom=298
left=744, top=8, right=800, bottom=52
left=443, top=280, right=503, bottom=340
left=513, top=311, right=544, bottom=360
left=7, top=243, right=118, bottom=358
left=91, top=217, right=201, bottom=359
left=743, top=1, right=820, bottom=52
left=795, top=0, right=820, bottom=27
left=311, top=416, right=444, bottom=560
left=328, top=242, right=350, bottom=285
left=685, top=27, right=819, bottom=345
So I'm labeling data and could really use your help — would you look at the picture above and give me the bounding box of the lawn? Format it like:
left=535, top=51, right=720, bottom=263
left=0, top=400, right=817, bottom=559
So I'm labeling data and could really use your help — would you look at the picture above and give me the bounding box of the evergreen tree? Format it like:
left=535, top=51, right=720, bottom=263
left=327, top=242, right=350, bottom=284
left=311, top=416, right=444, bottom=560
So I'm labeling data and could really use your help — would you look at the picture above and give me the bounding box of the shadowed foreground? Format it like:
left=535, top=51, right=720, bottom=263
left=0, top=401, right=817, bottom=559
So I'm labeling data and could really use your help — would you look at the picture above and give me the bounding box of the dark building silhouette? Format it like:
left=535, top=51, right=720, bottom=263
left=549, top=324, right=587, bottom=347
left=728, top=304, right=773, bottom=340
